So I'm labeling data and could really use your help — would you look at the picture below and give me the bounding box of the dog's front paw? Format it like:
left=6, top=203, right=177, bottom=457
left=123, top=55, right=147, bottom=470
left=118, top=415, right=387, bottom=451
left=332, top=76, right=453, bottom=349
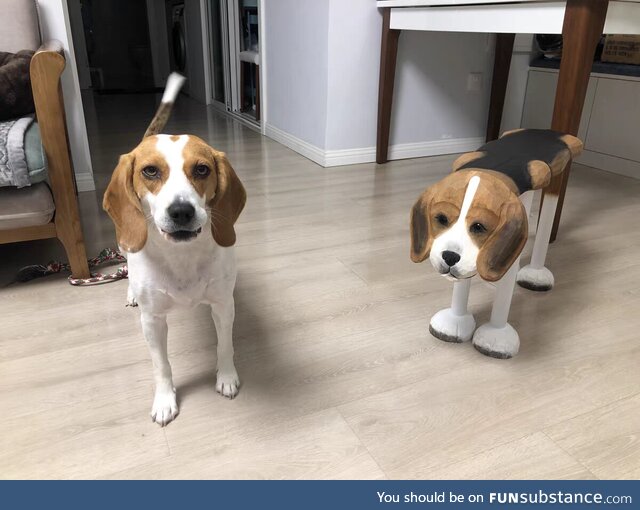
left=216, top=368, right=240, bottom=399
left=126, top=286, right=138, bottom=307
left=151, top=388, right=179, bottom=426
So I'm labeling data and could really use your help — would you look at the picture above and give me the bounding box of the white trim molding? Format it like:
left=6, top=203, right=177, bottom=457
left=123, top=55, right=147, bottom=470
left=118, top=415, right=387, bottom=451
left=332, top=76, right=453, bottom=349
left=265, top=124, right=327, bottom=166
left=578, top=150, right=640, bottom=181
left=265, top=124, right=483, bottom=168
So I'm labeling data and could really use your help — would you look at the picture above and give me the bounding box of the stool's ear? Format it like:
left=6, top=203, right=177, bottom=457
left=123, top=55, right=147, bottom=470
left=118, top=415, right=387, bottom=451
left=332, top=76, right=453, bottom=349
left=560, top=134, right=584, bottom=158
left=477, top=196, right=528, bottom=282
left=452, top=151, right=484, bottom=172
left=527, top=160, right=552, bottom=189
left=410, top=187, right=436, bottom=263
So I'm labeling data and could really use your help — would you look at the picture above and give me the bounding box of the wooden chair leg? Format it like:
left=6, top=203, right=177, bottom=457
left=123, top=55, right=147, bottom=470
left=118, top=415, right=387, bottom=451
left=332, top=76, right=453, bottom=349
left=486, top=33, right=515, bottom=142
left=57, top=214, right=90, bottom=279
left=376, top=8, right=401, bottom=164
left=546, top=0, right=608, bottom=242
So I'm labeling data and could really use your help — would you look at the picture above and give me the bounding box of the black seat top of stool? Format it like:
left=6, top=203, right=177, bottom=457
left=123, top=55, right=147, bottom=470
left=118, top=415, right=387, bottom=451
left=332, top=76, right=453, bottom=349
left=457, top=129, right=573, bottom=194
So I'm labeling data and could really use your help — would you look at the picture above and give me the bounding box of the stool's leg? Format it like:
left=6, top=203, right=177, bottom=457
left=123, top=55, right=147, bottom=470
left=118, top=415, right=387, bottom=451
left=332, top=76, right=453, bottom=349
left=376, top=8, right=400, bottom=164
left=517, top=193, right=559, bottom=291
left=486, top=33, right=515, bottom=142
left=472, top=191, right=534, bottom=358
left=473, top=262, right=521, bottom=358
left=429, top=278, right=476, bottom=343
left=547, top=0, right=608, bottom=242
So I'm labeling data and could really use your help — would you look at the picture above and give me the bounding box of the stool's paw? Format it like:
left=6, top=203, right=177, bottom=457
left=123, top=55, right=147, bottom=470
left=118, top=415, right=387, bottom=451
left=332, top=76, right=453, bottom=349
left=472, top=323, right=520, bottom=359
left=429, top=308, right=476, bottom=343
left=517, top=265, right=554, bottom=292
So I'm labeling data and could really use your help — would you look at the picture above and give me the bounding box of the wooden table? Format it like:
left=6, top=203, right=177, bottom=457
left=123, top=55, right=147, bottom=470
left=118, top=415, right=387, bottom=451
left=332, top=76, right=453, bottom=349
left=376, top=0, right=640, bottom=241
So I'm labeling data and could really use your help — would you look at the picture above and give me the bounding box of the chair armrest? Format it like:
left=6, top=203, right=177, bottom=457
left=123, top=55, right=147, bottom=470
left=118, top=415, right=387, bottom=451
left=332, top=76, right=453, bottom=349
left=34, top=40, right=65, bottom=59
left=29, top=39, right=77, bottom=203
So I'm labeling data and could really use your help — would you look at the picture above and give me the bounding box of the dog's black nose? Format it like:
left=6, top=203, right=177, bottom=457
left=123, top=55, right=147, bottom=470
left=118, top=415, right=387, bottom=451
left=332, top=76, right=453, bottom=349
left=442, top=250, right=461, bottom=267
left=167, top=202, right=195, bottom=226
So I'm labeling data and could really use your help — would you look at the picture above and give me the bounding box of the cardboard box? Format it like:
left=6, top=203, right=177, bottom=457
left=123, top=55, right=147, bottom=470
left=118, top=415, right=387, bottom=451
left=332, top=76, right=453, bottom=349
left=602, top=35, right=640, bottom=65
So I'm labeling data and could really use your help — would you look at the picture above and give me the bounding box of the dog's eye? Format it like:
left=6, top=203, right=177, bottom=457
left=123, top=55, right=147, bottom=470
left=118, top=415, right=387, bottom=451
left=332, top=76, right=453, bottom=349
left=194, top=164, right=210, bottom=178
left=435, top=214, right=449, bottom=227
left=470, top=222, right=487, bottom=234
left=142, top=166, right=159, bottom=179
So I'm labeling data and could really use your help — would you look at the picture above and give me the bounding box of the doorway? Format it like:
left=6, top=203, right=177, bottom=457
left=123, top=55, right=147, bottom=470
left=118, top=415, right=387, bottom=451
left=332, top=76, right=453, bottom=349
left=70, top=0, right=158, bottom=93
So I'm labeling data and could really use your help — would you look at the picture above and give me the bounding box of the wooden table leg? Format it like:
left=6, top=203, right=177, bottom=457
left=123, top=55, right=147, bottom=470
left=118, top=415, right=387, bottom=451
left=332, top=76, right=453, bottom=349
left=376, top=7, right=401, bottom=164
left=546, top=0, right=608, bottom=242
left=486, top=33, right=515, bottom=142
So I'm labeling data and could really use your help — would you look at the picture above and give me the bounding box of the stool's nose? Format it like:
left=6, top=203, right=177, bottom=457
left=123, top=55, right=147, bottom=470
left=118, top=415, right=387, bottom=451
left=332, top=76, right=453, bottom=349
left=442, top=250, right=461, bottom=267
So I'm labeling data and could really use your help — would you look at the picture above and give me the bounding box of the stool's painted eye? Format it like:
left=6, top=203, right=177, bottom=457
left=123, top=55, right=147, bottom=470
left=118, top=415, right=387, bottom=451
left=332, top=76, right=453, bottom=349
left=435, top=213, right=449, bottom=227
left=142, top=166, right=160, bottom=179
left=194, top=164, right=210, bottom=178
left=470, top=222, right=487, bottom=234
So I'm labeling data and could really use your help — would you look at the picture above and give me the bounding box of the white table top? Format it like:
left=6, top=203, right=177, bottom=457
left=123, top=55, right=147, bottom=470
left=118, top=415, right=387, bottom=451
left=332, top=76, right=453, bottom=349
left=379, top=0, right=640, bottom=35
left=378, top=0, right=640, bottom=6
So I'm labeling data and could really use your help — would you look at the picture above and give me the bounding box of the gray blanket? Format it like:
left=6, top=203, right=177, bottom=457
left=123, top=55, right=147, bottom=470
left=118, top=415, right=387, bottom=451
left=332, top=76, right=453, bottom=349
left=0, top=115, right=34, bottom=188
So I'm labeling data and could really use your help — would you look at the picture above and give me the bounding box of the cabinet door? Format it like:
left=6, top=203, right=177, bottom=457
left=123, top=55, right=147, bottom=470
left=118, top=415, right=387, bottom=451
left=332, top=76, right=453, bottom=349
left=521, top=70, right=594, bottom=141
left=585, top=77, right=640, bottom=161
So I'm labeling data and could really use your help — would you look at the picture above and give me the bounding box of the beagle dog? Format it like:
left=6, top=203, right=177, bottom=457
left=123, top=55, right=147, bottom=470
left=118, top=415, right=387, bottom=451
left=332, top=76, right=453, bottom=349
left=411, top=129, right=582, bottom=358
left=103, top=74, right=247, bottom=426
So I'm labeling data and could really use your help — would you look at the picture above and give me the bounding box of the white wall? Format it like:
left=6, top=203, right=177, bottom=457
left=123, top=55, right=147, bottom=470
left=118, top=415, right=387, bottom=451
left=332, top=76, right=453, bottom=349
left=326, top=0, right=494, bottom=152
left=387, top=31, right=493, bottom=147
left=324, top=0, right=379, bottom=152
left=37, top=0, right=95, bottom=191
left=264, top=0, right=330, bottom=149
left=500, top=34, right=535, bottom=132
left=264, top=1, right=531, bottom=166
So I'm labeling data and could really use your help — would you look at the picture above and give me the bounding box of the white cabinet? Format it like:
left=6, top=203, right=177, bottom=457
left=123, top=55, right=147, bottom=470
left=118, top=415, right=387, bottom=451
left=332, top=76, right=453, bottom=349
left=586, top=78, right=640, bottom=161
left=521, top=67, right=640, bottom=179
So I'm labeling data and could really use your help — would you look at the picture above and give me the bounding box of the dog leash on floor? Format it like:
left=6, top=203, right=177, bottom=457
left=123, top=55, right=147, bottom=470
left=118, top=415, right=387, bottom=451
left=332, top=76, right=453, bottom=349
left=14, top=248, right=128, bottom=286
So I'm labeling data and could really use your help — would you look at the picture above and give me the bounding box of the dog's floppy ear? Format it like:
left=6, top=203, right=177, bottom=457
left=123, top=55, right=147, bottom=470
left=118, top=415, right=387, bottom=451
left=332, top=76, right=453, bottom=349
left=209, top=150, right=247, bottom=247
left=410, top=187, right=436, bottom=263
left=477, top=196, right=528, bottom=282
left=103, top=153, right=147, bottom=252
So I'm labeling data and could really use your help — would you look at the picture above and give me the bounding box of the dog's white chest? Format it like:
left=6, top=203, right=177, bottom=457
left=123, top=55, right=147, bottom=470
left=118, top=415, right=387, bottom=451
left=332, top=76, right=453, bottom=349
left=126, top=237, right=236, bottom=311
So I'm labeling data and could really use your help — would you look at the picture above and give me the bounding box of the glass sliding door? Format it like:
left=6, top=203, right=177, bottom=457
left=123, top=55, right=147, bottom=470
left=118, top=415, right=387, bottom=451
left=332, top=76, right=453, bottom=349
left=207, top=0, right=261, bottom=126
left=209, top=0, right=226, bottom=104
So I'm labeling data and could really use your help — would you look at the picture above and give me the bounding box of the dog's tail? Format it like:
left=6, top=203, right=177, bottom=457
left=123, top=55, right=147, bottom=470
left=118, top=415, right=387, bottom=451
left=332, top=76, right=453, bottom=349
left=143, top=72, right=186, bottom=139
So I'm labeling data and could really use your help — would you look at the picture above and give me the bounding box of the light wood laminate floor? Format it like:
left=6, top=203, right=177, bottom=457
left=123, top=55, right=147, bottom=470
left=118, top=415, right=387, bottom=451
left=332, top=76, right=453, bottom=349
left=1, top=93, right=639, bottom=479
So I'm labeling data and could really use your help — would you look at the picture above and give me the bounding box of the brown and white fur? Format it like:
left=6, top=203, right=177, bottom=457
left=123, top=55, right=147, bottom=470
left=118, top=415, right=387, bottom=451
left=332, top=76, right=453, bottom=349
left=410, top=131, right=581, bottom=358
left=103, top=74, right=246, bottom=426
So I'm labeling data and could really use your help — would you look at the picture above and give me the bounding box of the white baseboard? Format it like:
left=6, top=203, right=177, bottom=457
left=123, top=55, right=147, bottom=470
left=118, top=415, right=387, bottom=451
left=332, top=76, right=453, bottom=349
left=264, top=123, right=484, bottom=168
left=578, top=150, right=640, bottom=180
left=264, top=124, right=326, bottom=166
left=75, top=172, right=96, bottom=192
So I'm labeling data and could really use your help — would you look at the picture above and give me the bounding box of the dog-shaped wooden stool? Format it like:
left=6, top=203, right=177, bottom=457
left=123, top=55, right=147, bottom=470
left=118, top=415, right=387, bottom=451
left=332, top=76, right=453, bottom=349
left=410, top=129, right=583, bottom=358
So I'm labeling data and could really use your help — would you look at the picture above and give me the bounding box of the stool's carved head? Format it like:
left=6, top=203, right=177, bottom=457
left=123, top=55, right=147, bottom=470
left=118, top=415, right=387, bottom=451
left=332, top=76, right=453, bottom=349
left=410, top=170, right=528, bottom=282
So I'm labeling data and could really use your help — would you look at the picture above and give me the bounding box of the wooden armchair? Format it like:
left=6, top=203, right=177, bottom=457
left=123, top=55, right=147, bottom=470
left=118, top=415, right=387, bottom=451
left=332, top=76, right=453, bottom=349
left=0, top=1, right=89, bottom=278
